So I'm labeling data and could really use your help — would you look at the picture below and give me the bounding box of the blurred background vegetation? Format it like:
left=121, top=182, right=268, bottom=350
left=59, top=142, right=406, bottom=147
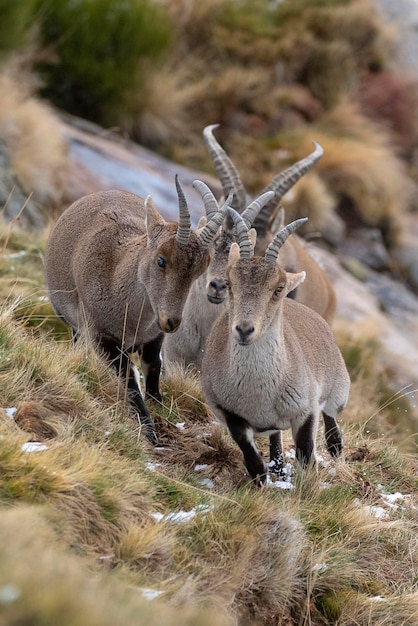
left=2, top=0, right=418, bottom=247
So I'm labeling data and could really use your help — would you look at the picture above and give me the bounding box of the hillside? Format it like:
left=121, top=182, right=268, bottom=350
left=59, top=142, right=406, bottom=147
left=0, top=1, right=418, bottom=624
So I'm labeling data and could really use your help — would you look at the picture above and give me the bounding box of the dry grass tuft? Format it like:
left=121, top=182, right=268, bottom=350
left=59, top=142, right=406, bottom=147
left=274, top=102, right=415, bottom=238
left=0, top=63, right=69, bottom=208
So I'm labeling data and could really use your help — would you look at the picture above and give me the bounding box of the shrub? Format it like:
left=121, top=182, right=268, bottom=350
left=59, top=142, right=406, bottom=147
left=34, top=0, right=172, bottom=125
left=0, top=0, right=37, bottom=59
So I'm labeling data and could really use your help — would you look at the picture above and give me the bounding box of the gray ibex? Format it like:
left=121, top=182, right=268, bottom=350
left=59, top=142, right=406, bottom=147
left=162, top=181, right=274, bottom=369
left=201, top=209, right=350, bottom=486
left=203, top=124, right=336, bottom=324
left=45, top=177, right=228, bottom=444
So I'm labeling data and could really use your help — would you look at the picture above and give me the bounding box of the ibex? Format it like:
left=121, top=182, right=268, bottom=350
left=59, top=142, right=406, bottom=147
left=203, top=124, right=336, bottom=324
left=201, top=209, right=350, bottom=486
left=162, top=181, right=274, bottom=369
left=45, top=177, right=228, bottom=444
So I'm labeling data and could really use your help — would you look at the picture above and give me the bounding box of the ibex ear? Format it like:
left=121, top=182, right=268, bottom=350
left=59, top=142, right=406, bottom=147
left=197, top=216, right=207, bottom=230
left=228, top=241, right=240, bottom=264
left=145, top=195, right=166, bottom=243
left=286, top=271, right=306, bottom=295
left=249, top=228, right=257, bottom=251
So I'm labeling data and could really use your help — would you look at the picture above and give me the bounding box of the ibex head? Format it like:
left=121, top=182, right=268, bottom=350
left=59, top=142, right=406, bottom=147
left=191, top=179, right=274, bottom=305
left=144, top=175, right=228, bottom=332
left=226, top=208, right=307, bottom=344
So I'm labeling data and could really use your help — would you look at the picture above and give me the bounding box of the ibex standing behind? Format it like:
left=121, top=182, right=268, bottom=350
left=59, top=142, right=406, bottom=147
left=203, top=124, right=336, bottom=324
left=45, top=178, right=227, bottom=444
left=162, top=181, right=274, bottom=369
left=201, top=210, right=350, bottom=486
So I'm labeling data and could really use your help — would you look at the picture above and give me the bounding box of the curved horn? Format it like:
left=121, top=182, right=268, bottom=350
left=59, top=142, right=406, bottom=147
left=227, top=207, right=253, bottom=259
left=203, top=124, right=247, bottom=213
left=175, top=175, right=192, bottom=246
left=264, top=217, right=308, bottom=264
left=192, top=179, right=219, bottom=221
left=197, top=202, right=229, bottom=249
left=241, top=190, right=275, bottom=229
left=253, top=141, right=323, bottom=236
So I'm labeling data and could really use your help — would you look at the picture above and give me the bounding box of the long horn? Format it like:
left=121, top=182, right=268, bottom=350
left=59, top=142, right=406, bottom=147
left=253, top=141, right=323, bottom=236
left=175, top=175, right=192, bottom=246
left=241, top=190, right=275, bottom=229
left=227, top=207, right=253, bottom=259
left=197, top=202, right=229, bottom=249
left=192, top=179, right=219, bottom=221
left=264, top=218, right=308, bottom=264
left=203, top=124, right=247, bottom=213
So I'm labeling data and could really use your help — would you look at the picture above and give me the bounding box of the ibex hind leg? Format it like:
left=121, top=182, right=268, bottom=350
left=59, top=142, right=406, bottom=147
left=100, top=337, right=158, bottom=445
left=140, top=332, right=164, bottom=403
left=269, top=431, right=286, bottom=478
left=323, top=412, right=343, bottom=457
left=217, top=405, right=267, bottom=487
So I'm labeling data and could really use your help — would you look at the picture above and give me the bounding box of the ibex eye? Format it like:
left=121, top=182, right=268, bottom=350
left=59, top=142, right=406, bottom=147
left=273, top=284, right=285, bottom=298
left=157, top=256, right=166, bottom=268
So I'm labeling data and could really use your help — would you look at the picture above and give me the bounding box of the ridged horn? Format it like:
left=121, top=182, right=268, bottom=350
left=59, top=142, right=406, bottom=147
left=175, top=175, right=192, bottom=246
left=241, top=190, right=275, bottom=229
left=253, top=141, right=323, bottom=236
left=192, top=179, right=219, bottom=221
left=264, top=218, right=308, bottom=264
left=203, top=124, right=247, bottom=213
left=194, top=183, right=233, bottom=249
left=196, top=204, right=229, bottom=249
left=227, top=207, right=253, bottom=259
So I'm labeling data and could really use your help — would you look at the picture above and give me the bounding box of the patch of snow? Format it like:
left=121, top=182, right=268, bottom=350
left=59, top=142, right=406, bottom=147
left=146, top=462, right=161, bottom=472
left=175, top=422, right=185, bottom=430
left=194, top=464, right=209, bottom=471
left=152, top=504, right=212, bottom=524
left=266, top=475, right=294, bottom=490
left=21, top=442, right=48, bottom=453
left=138, top=587, right=164, bottom=601
left=364, top=505, right=389, bottom=519
left=0, top=584, right=21, bottom=604
left=312, top=562, right=328, bottom=573
left=381, top=492, right=410, bottom=505
left=285, top=448, right=296, bottom=459
left=370, top=596, right=387, bottom=602
left=4, top=251, right=26, bottom=259
left=5, top=407, right=16, bottom=419
left=200, top=478, right=214, bottom=489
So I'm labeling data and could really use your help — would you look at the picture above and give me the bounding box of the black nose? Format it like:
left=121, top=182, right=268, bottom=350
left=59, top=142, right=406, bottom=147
left=166, top=317, right=180, bottom=332
left=236, top=324, right=255, bottom=343
left=209, top=279, right=227, bottom=296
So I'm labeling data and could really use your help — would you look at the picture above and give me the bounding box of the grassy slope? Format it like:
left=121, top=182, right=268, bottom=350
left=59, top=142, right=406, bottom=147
left=0, top=221, right=417, bottom=626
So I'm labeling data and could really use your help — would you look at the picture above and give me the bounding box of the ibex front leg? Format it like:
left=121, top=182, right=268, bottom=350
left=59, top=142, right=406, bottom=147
left=140, top=333, right=164, bottom=403
left=100, top=337, right=158, bottom=445
left=218, top=406, right=268, bottom=487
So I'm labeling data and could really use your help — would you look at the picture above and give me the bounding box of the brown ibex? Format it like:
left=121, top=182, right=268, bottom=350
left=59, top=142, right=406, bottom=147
left=201, top=209, right=350, bottom=486
left=203, top=124, right=336, bottom=324
left=45, top=177, right=228, bottom=444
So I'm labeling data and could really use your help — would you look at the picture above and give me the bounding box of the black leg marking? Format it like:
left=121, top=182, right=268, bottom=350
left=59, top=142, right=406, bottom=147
left=141, top=333, right=164, bottom=402
left=269, top=431, right=286, bottom=478
left=100, top=337, right=157, bottom=445
left=294, top=413, right=315, bottom=467
left=218, top=406, right=267, bottom=486
left=323, top=413, right=343, bottom=457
